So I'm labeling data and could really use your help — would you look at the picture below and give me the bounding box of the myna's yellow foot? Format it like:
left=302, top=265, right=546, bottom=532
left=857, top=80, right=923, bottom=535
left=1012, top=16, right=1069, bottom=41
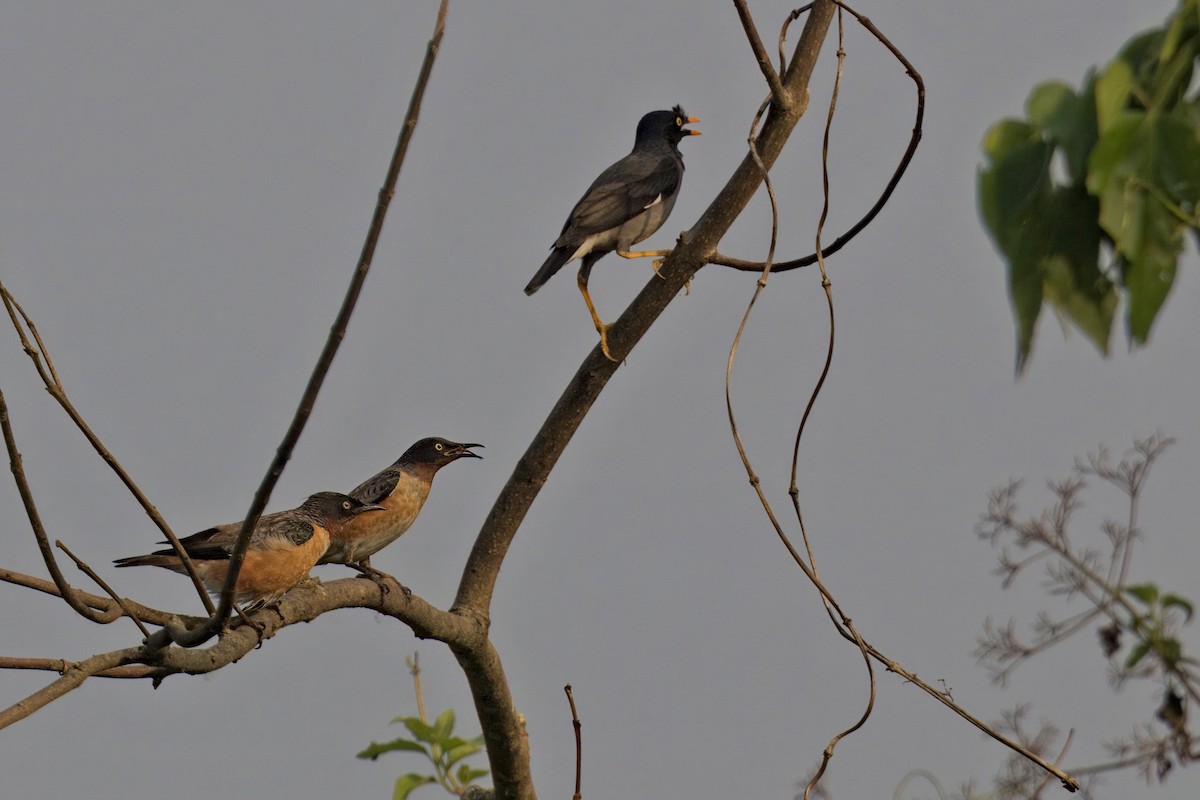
left=597, top=324, right=619, bottom=362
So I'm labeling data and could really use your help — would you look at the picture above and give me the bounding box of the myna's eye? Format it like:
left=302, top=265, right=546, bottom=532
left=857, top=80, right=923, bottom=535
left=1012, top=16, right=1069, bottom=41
left=435, top=443, right=444, bottom=451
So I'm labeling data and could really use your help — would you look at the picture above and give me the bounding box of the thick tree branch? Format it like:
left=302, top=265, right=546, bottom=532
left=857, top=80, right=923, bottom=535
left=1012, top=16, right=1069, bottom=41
left=0, top=573, right=481, bottom=731
left=451, top=638, right=534, bottom=800
left=445, top=12, right=834, bottom=796
left=454, top=0, right=837, bottom=621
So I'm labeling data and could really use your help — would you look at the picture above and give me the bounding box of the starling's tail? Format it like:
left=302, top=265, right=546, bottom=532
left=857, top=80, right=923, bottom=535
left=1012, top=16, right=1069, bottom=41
left=525, top=246, right=574, bottom=295
left=113, top=553, right=185, bottom=573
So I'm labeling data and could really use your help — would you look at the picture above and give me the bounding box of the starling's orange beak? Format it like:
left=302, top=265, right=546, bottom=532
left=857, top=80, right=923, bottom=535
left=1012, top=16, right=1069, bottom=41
left=684, top=116, right=701, bottom=135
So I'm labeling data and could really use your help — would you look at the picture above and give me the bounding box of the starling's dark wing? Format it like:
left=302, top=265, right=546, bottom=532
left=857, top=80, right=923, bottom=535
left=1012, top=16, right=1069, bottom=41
left=349, top=467, right=402, bottom=506
left=175, top=525, right=236, bottom=555
left=252, top=511, right=321, bottom=548
left=170, top=508, right=319, bottom=553
left=558, top=152, right=681, bottom=243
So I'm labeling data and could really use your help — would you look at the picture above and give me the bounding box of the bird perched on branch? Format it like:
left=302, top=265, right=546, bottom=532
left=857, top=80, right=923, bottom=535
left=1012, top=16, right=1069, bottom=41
left=525, top=106, right=700, bottom=361
left=114, top=492, right=382, bottom=607
left=319, top=437, right=483, bottom=578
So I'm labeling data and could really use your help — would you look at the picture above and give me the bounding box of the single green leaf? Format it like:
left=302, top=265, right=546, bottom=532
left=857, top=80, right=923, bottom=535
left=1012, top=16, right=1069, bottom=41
left=1040, top=185, right=1114, bottom=355
left=1087, top=111, right=1144, bottom=200
left=457, top=766, right=490, bottom=785
left=1157, top=0, right=1198, bottom=66
left=1095, top=58, right=1134, bottom=131
left=1125, top=641, right=1151, bottom=669
left=979, top=138, right=1059, bottom=372
left=390, top=715, right=422, bottom=726
left=357, top=739, right=430, bottom=761
left=436, top=736, right=472, bottom=752
left=432, top=709, right=456, bottom=741
left=1116, top=29, right=1168, bottom=96
left=1126, top=583, right=1160, bottom=605
left=982, top=119, right=1038, bottom=161
left=1057, top=70, right=1100, bottom=182
left=1156, top=637, right=1183, bottom=669
left=1086, top=110, right=1185, bottom=343
left=1153, top=110, right=1200, bottom=201
left=444, top=742, right=482, bottom=769
left=1161, top=593, right=1195, bottom=622
left=1153, top=4, right=1199, bottom=108
left=1026, top=81, right=1076, bottom=132
left=402, top=718, right=439, bottom=744
left=1026, top=80, right=1100, bottom=185
left=1120, top=186, right=1181, bottom=343
left=393, top=773, right=436, bottom=800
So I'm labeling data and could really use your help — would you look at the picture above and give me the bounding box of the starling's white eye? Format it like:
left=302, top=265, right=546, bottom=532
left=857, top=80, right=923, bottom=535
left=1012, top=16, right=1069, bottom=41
left=435, top=443, right=444, bottom=451
left=343, top=501, right=352, bottom=511
left=676, top=116, right=682, bottom=126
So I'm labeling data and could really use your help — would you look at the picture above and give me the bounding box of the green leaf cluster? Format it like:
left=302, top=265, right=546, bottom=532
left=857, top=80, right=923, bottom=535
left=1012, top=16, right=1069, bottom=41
left=979, top=0, right=1200, bottom=372
left=1122, top=582, right=1195, bottom=672
left=357, top=709, right=489, bottom=800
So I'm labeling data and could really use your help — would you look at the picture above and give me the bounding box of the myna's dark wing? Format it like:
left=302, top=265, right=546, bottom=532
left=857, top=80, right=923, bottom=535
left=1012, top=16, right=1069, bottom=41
left=557, top=152, right=681, bottom=243
left=349, top=467, right=402, bottom=506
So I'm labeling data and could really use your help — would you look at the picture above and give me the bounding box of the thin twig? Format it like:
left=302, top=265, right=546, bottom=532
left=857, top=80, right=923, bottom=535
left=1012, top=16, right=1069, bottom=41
left=56, top=540, right=151, bottom=637
left=0, top=567, right=181, bottom=626
left=1031, top=729, right=1075, bottom=799
left=726, top=5, right=1078, bottom=793
left=779, top=5, right=815, bottom=75
left=733, top=0, right=788, bottom=108
left=867, top=640, right=1078, bottom=790
left=709, top=2, right=924, bottom=274
left=169, top=0, right=451, bottom=649
left=0, top=384, right=114, bottom=623
left=0, top=284, right=215, bottom=613
left=0, top=647, right=141, bottom=729
left=408, top=651, right=428, bottom=724
left=565, top=685, right=582, bottom=800
left=0, top=657, right=161, bottom=679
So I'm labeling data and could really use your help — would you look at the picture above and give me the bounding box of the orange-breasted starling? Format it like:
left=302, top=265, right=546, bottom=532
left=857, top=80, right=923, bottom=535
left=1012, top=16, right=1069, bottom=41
left=319, top=437, right=482, bottom=576
left=114, top=492, right=382, bottom=606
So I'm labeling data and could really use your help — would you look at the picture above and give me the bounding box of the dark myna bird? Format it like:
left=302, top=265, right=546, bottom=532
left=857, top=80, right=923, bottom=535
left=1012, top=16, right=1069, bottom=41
left=525, top=106, right=699, bottom=360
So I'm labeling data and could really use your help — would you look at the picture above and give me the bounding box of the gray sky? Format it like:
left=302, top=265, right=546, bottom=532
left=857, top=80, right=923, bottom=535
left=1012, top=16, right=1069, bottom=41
left=2, top=2, right=1197, bottom=798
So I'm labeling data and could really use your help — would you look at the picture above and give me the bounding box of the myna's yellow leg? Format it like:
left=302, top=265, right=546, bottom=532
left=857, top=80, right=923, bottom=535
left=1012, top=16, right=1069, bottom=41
left=616, top=247, right=672, bottom=259
left=576, top=269, right=618, bottom=362
left=617, top=247, right=673, bottom=279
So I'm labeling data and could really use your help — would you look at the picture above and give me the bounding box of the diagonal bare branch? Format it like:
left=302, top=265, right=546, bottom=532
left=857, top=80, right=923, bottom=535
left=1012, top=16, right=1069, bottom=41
left=168, top=0, right=451, bottom=649
left=733, top=0, right=788, bottom=108
left=56, top=540, right=151, bottom=638
left=0, top=288, right=215, bottom=613
left=1, top=385, right=115, bottom=624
